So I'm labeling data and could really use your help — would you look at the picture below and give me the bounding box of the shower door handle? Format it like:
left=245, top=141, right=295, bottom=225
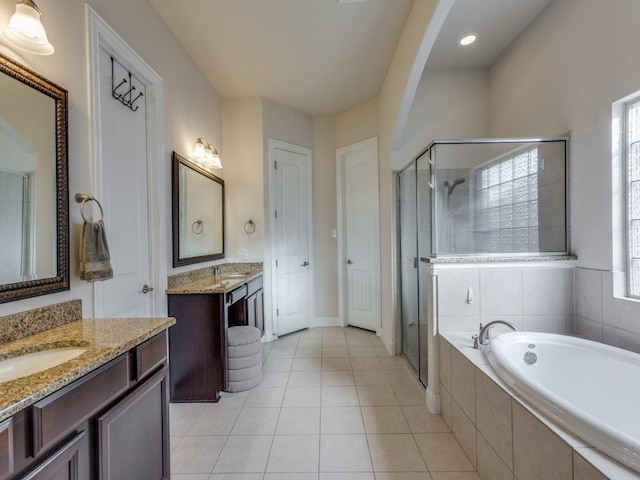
left=428, top=173, right=435, bottom=189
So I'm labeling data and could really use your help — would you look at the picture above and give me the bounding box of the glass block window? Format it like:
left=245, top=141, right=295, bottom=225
left=475, top=148, right=539, bottom=252
left=627, top=100, right=640, bottom=297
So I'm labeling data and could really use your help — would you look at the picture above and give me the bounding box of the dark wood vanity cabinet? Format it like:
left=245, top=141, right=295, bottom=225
left=97, top=367, right=168, bottom=480
left=0, top=419, right=13, bottom=480
left=21, top=431, right=88, bottom=480
left=168, top=293, right=227, bottom=402
left=168, top=274, right=264, bottom=402
left=5, top=331, right=170, bottom=480
left=246, top=276, right=264, bottom=335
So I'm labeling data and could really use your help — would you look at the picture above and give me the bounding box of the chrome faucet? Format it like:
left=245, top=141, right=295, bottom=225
left=473, top=320, right=517, bottom=349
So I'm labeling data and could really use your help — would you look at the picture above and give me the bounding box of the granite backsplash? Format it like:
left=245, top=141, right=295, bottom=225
left=0, top=299, right=83, bottom=345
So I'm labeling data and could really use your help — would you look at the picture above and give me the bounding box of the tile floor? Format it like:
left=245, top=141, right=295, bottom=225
left=170, top=326, right=480, bottom=480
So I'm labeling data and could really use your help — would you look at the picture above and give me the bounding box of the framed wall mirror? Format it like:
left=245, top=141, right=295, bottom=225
left=172, top=151, right=225, bottom=266
left=0, top=53, right=69, bottom=303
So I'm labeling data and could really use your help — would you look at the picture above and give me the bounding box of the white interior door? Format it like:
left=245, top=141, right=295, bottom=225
left=95, top=49, right=152, bottom=318
left=271, top=140, right=312, bottom=336
left=339, top=138, right=380, bottom=332
left=88, top=7, right=167, bottom=319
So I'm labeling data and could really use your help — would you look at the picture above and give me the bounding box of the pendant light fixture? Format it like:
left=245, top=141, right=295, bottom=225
left=3, top=0, right=54, bottom=55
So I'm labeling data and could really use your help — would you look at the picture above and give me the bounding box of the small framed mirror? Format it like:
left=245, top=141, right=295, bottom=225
left=172, top=151, right=225, bottom=266
left=0, top=53, right=69, bottom=303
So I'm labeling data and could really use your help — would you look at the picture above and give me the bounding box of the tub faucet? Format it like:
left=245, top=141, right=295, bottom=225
left=472, top=323, right=483, bottom=349
left=474, top=320, right=518, bottom=349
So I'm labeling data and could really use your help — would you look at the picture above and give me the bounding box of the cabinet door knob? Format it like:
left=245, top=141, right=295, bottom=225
left=142, top=284, right=154, bottom=294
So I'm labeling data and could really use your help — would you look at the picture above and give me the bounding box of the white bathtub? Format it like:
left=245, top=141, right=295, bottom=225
left=486, top=332, right=640, bottom=474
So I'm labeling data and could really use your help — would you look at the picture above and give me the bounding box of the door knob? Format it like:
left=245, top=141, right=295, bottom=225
left=347, top=260, right=354, bottom=265
left=142, top=284, right=154, bottom=294
left=300, top=261, right=309, bottom=267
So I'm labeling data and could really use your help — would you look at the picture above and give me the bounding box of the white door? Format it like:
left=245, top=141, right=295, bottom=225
left=338, top=138, right=380, bottom=332
left=271, top=140, right=312, bottom=336
left=88, top=8, right=167, bottom=319
left=95, top=49, right=152, bottom=318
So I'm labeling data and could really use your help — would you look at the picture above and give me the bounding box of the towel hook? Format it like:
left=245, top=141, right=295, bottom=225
left=75, top=193, right=104, bottom=222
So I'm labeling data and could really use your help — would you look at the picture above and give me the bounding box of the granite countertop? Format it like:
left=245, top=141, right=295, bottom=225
left=166, top=271, right=263, bottom=295
left=0, top=317, right=175, bottom=422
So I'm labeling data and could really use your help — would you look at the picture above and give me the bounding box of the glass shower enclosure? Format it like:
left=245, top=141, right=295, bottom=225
left=397, top=138, right=568, bottom=385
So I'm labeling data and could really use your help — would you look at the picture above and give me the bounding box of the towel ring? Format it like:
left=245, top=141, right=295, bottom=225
left=192, top=220, right=204, bottom=234
left=244, top=220, right=256, bottom=234
left=75, top=193, right=104, bottom=222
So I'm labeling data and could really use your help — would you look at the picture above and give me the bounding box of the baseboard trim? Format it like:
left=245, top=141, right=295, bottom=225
left=378, top=328, right=395, bottom=356
left=262, top=329, right=276, bottom=343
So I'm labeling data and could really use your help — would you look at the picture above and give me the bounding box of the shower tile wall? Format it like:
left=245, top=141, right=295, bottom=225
left=574, top=267, right=640, bottom=353
left=434, top=265, right=575, bottom=334
left=436, top=168, right=472, bottom=254
left=538, top=143, right=567, bottom=252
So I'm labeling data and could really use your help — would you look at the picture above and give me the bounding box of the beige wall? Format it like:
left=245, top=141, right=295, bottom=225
left=488, top=0, right=640, bottom=271
left=0, top=0, right=222, bottom=317
left=0, top=0, right=450, bottom=348
left=393, top=69, right=490, bottom=170
left=312, top=116, right=338, bottom=320
left=377, top=0, right=443, bottom=352
left=487, top=0, right=640, bottom=349
left=222, top=99, right=264, bottom=262
left=334, top=98, right=379, bottom=149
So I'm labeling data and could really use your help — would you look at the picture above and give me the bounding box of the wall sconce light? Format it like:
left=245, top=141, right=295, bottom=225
left=192, top=138, right=222, bottom=169
left=2, top=0, right=54, bottom=55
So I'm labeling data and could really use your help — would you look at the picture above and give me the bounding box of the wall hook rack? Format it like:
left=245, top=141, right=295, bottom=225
left=111, top=56, right=143, bottom=112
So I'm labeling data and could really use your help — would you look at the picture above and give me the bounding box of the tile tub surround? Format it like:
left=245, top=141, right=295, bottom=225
left=170, top=326, right=480, bottom=478
left=428, top=260, right=576, bottom=334
left=0, top=299, right=82, bottom=344
left=439, top=332, right=640, bottom=480
left=0, top=316, right=175, bottom=422
left=168, top=262, right=263, bottom=290
left=574, top=267, right=640, bottom=353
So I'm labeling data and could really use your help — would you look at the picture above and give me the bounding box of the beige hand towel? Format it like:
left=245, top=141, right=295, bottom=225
left=79, top=220, right=113, bottom=281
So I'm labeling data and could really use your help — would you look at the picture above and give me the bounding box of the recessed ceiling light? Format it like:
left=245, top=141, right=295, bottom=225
left=458, top=33, right=478, bottom=47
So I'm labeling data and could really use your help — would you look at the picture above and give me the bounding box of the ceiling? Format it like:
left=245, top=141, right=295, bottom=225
left=149, top=0, right=413, bottom=116
left=426, top=0, right=554, bottom=70
left=150, top=0, right=554, bottom=116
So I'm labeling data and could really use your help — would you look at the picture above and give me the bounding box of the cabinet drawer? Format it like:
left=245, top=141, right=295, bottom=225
left=227, top=285, right=247, bottom=305
left=33, top=355, right=130, bottom=456
left=136, top=332, right=167, bottom=380
left=0, top=418, right=13, bottom=480
left=246, top=276, right=263, bottom=296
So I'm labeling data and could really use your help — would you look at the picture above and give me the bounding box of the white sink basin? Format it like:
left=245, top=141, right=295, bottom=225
left=222, top=273, right=250, bottom=279
left=0, top=347, right=87, bottom=383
